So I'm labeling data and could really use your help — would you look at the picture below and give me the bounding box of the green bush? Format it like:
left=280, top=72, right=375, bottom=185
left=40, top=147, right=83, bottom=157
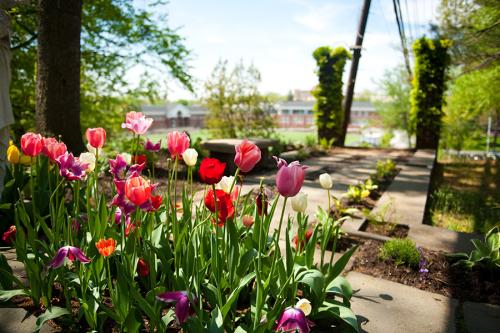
left=379, top=239, right=420, bottom=267
left=374, top=159, right=397, bottom=181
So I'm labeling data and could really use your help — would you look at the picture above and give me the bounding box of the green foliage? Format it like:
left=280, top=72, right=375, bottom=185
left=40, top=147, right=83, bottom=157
left=379, top=131, right=394, bottom=148
left=441, top=65, right=500, bottom=152
left=204, top=60, right=275, bottom=139
left=346, top=179, right=378, bottom=204
left=379, top=239, right=420, bottom=267
left=374, top=159, right=397, bottom=181
left=312, top=46, right=351, bottom=145
left=374, top=66, right=413, bottom=144
left=450, top=226, right=500, bottom=271
left=9, top=0, right=191, bottom=137
left=410, top=37, right=451, bottom=149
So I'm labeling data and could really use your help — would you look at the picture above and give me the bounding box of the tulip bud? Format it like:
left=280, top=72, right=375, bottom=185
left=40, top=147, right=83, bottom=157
left=182, top=148, right=198, bottom=167
left=7, top=145, right=20, bottom=164
left=242, top=215, right=254, bottom=228
left=291, top=192, right=307, bottom=213
left=319, top=173, right=333, bottom=189
left=137, top=258, right=150, bottom=277
left=295, top=298, right=312, bottom=316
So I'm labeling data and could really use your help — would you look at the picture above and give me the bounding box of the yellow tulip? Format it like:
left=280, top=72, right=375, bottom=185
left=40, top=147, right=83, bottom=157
left=7, top=145, right=20, bottom=164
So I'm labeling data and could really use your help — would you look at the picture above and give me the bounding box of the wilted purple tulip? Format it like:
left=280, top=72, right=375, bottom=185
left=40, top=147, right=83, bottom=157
left=275, top=307, right=314, bottom=333
left=156, top=291, right=194, bottom=324
left=274, top=157, right=307, bottom=197
left=109, top=154, right=128, bottom=179
left=144, top=138, right=161, bottom=152
left=48, top=246, right=91, bottom=269
left=56, top=153, right=89, bottom=181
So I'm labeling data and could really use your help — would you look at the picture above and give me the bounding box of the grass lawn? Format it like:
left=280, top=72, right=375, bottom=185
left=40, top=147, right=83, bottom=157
left=148, top=128, right=361, bottom=146
left=427, top=158, right=499, bottom=233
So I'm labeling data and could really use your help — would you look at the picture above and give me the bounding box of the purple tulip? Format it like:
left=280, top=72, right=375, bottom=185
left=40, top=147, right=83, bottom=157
left=156, top=291, right=194, bottom=324
left=56, top=153, right=89, bottom=181
left=274, top=157, right=307, bottom=197
left=275, top=307, right=314, bottom=333
left=48, top=246, right=91, bottom=269
left=144, top=138, right=161, bottom=152
left=109, top=154, right=128, bottom=179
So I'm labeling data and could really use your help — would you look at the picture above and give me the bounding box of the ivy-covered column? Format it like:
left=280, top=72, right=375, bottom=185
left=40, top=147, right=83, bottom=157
left=312, top=46, right=351, bottom=146
left=410, top=37, right=451, bottom=149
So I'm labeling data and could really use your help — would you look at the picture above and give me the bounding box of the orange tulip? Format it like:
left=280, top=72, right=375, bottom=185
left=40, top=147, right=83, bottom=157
left=95, top=238, right=116, bottom=257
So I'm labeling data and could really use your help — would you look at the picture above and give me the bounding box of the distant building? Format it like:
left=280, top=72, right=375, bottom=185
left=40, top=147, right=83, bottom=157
left=292, top=89, right=315, bottom=102
left=141, top=100, right=378, bottom=130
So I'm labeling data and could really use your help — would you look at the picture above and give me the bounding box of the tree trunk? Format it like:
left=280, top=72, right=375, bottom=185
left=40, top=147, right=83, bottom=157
left=35, top=0, right=84, bottom=154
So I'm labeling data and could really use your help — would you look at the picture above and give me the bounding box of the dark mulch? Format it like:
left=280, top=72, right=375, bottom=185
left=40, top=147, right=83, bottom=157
left=363, top=222, right=409, bottom=238
left=350, top=240, right=500, bottom=305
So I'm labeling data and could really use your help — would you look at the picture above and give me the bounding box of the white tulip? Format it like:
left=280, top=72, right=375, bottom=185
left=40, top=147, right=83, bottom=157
left=291, top=192, right=307, bottom=213
left=121, top=152, right=132, bottom=165
left=182, top=148, right=198, bottom=167
left=86, top=143, right=102, bottom=157
left=319, top=173, right=333, bottom=189
left=295, top=298, right=312, bottom=316
left=79, top=152, right=96, bottom=172
left=217, top=176, right=235, bottom=194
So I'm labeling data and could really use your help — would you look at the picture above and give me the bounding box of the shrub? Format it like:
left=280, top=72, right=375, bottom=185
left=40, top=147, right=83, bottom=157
left=374, top=159, right=397, bottom=181
left=379, top=239, right=420, bottom=267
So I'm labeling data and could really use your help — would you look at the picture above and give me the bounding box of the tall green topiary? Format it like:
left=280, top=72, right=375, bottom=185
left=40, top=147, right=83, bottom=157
left=312, top=46, right=351, bottom=145
left=410, top=37, right=452, bottom=149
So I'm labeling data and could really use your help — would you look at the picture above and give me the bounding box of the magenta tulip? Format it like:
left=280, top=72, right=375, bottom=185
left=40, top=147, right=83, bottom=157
left=56, top=153, right=89, bottom=181
left=275, top=307, right=313, bottom=333
left=144, top=138, right=161, bottom=152
left=156, top=291, right=194, bottom=324
left=274, top=157, right=307, bottom=197
left=48, top=246, right=91, bottom=269
left=167, top=131, right=190, bottom=159
left=234, top=139, right=261, bottom=173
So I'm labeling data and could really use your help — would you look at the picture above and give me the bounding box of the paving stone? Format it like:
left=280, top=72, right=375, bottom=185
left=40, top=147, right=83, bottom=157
left=406, top=149, right=436, bottom=168
left=463, top=301, right=500, bottom=333
left=346, top=271, right=458, bottom=333
left=408, top=224, right=477, bottom=253
left=0, top=307, right=52, bottom=333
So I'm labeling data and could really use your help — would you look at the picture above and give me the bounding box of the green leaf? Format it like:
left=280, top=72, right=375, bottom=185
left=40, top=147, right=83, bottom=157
left=161, top=309, right=175, bottom=327
left=326, top=276, right=353, bottom=301
left=35, top=307, right=69, bottom=333
left=296, top=269, right=325, bottom=300
left=0, top=288, right=27, bottom=301
left=328, top=245, right=358, bottom=281
left=221, top=272, right=255, bottom=318
left=317, top=300, right=359, bottom=333
left=208, top=306, right=224, bottom=333
left=0, top=254, right=14, bottom=289
left=237, top=248, right=257, bottom=277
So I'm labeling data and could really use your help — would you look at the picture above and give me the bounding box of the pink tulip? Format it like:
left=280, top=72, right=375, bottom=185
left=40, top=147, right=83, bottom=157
left=56, top=153, right=89, bottom=181
left=275, top=307, right=313, bottom=333
left=85, top=127, right=106, bottom=148
left=121, top=111, right=153, bottom=135
left=234, top=139, right=261, bottom=173
left=274, top=157, right=307, bottom=197
left=48, top=246, right=91, bottom=269
left=144, top=138, right=161, bottom=152
left=156, top=291, right=195, bottom=324
left=20, top=132, right=43, bottom=157
left=167, top=131, right=190, bottom=159
left=42, top=137, right=67, bottom=161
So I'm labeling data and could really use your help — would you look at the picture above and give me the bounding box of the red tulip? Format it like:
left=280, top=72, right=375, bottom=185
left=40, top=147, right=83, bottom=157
left=2, top=225, right=16, bottom=245
left=204, top=189, right=235, bottom=226
left=234, top=139, right=261, bottom=173
left=132, top=154, right=147, bottom=166
left=21, top=132, right=43, bottom=157
left=125, top=176, right=152, bottom=206
left=42, top=137, right=67, bottom=161
left=198, top=158, right=226, bottom=185
left=242, top=215, right=254, bottom=228
left=137, top=258, right=150, bottom=277
left=167, top=131, right=190, bottom=158
left=86, top=128, right=106, bottom=148
left=293, top=229, right=313, bottom=251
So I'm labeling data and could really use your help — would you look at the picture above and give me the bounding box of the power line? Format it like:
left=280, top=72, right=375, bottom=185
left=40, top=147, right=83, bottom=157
left=392, top=0, right=412, bottom=79
left=404, top=0, right=414, bottom=43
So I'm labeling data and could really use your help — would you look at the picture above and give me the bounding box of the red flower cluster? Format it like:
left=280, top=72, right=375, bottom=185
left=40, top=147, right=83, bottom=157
left=204, top=189, right=234, bottom=226
left=198, top=158, right=225, bottom=185
left=293, top=229, right=313, bottom=251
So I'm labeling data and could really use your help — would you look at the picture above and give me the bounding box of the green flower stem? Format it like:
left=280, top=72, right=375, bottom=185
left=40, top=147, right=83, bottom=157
left=212, top=184, right=223, bottom=307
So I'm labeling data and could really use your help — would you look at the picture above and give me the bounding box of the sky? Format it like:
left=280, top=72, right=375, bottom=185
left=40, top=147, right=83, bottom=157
left=130, top=0, right=440, bottom=100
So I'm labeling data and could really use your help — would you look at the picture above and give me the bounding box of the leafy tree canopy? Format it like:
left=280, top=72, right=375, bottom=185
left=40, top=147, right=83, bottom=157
left=9, top=0, right=191, bottom=138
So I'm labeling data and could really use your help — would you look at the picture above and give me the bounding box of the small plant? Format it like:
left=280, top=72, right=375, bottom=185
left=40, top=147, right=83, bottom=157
left=379, top=238, right=420, bottom=267
left=346, top=179, right=378, bottom=203
left=449, top=226, right=500, bottom=271
left=374, top=159, right=397, bottom=181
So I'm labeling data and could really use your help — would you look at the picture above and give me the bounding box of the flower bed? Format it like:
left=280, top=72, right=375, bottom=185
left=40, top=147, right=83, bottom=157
left=0, top=112, right=360, bottom=332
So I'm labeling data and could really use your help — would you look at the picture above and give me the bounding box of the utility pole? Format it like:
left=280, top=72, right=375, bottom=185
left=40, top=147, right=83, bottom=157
left=341, top=0, right=371, bottom=146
